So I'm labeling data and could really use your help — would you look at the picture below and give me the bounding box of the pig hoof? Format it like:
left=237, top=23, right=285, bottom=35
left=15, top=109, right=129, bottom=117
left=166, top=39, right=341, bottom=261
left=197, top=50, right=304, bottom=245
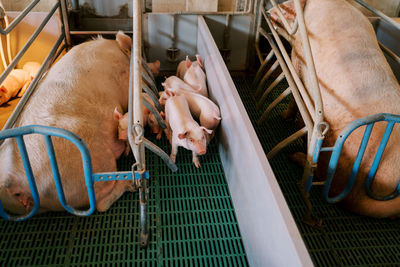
left=289, top=152, right=307, bottom=167
left=126, top=182, right=137, bottom=192
left=193, top=160, right=201, bottom=168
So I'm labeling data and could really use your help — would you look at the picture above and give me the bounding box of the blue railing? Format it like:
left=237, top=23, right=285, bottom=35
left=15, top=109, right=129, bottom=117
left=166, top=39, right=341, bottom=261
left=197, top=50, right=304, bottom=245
left=307, top=113, right=400, bottom=203
left=0, top=125, right=139, bottom=222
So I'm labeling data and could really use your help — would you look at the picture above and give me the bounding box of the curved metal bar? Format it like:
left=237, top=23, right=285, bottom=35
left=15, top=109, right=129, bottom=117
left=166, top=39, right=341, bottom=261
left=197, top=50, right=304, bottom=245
left=365, top=122, right=398, bottom=200
left=142, top=98, right=166, bottom=129
left=143, top=138, right=178, bottom=172
left=142, top=61, right=155, bottom=83
left=0, top=125, right=97, bottom=221
left=142, top=74, right=160, bottom=97
left=269, top=0, right=299, bottom=35
left=323, top=113, right=400, bottom=203
left=142, top=82, right=162, bottom=111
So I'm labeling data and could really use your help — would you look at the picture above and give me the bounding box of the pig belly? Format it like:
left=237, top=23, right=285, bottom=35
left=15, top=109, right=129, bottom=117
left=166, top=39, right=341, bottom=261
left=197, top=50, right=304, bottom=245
left=294, top=0, right=400, bottom=217
left=0, top=37, right=132, bottom=213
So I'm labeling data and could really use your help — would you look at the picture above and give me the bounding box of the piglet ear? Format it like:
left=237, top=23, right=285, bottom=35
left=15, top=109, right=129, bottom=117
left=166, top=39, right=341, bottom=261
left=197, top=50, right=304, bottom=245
left=165, top=89, right=175, bottom=97
left=0, top=85, right=8, bottom=94
left=185, top=56, right=192, bottom=68
left=143, top=107, right=150, bottom=115
left=196, top=54, right=203, bottom=68
left=201, top=127, right=213, bottom=135
left=116, top=31, right=132, bottom=53
left=178, top=130, right=189, bottom=139
left=113, top=107, right=123, bottom=121
left=160, top=111, right=165, bottom=119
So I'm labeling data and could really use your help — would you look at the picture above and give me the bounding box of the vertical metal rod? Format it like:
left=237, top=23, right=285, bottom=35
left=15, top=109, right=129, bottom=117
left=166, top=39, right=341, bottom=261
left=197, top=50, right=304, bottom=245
left=130, top=0, right=145, bottom=171
left=60, top=0, right=71, bottom=48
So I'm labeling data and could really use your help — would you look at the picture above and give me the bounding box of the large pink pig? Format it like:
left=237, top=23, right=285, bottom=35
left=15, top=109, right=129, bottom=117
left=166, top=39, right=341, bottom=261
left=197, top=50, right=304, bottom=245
left=0, top=31, right=134, bottom=214
left=270, top=0, right=400, bottom=217
left=164, top=95, right=212, bottom=168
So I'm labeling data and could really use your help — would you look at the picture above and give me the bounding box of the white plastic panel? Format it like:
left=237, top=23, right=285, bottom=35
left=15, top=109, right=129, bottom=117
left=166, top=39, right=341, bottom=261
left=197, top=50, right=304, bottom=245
left=197, top=16, right=313, bottom=267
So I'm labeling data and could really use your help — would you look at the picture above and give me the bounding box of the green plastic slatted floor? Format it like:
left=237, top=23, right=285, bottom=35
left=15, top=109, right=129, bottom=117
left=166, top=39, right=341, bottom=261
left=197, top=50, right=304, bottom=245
left=234, top=75, right=400, bottom=266
left=0, top=120, right=248, bottom=265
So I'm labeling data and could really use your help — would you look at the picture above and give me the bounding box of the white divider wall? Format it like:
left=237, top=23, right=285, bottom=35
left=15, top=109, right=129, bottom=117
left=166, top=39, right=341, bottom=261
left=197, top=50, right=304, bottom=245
left=197, top=16, right=313, bottom=266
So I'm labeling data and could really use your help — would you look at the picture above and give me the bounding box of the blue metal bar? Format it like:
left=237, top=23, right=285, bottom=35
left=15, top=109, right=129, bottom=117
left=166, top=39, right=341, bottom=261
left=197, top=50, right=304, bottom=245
left=0, top=0, right=40, bottom=35
left=323, top=113, right=400, bottom=203
left=365, top=122, right=399, bottom=200
left=0, top=2, right=60, bottom=86
left=0, top=125, right=97, bottom=219
left=93, top=172, right=134, bottom=182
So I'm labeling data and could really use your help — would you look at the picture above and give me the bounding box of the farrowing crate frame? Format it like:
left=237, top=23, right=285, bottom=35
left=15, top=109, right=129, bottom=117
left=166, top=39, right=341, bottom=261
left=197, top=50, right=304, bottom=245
left=254, top=0, right=400, bottom=226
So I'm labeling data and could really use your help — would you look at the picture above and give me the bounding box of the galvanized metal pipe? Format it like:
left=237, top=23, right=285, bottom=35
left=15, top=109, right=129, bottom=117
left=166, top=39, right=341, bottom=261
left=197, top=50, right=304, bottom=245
left=269, top=0, right=299, bottom=35
left=260, top=15, right=315, bottom=122
left=258, top=86, right=291, bottom=124
left=355, top=0, right=400, bottom=32
left=0, top=0, right=40, bottom=34
left=0, top=2, right=60, bottom=86
left=60, top=0, right=71, bottom=48
left=129, top=0, right=145, bottom=172
left=258, top=29, right=313, bottom=141
left=379, top=42, right=400, bottom=64
left=1, top=33, right=65, bottom=133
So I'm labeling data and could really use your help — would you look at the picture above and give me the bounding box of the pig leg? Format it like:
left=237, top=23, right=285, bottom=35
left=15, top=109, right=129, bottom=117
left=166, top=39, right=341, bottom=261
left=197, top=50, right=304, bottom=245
left=192, top=152, right=201, bottom=168
left=170, top=142, right=178, bottom=163
left=96, top=180, right=135, bottom=212
left=289, top=152, right=307, bottom=167
left=17, top=76, right=33, bottom=98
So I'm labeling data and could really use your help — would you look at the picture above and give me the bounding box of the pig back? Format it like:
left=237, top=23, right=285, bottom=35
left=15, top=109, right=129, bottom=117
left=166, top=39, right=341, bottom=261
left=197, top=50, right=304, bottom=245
left=0, top=37, right=130, bottom=211
left=296, top=0, right=400, bottom=205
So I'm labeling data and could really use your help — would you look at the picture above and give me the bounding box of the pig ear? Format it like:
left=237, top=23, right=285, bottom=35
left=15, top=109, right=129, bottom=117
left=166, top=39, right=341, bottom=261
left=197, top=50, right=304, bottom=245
left=155, top=60, right=160, bottom=69
left=165, top=90, right=175, bottom=97
left=201, top=127, right=213, bottom=135
left=178, top=130, right=189, bottom=139
left=185, top=56, right=192, bottom=68
left=116, top=31, right=132, bottom=53
left=196, top=54, right=203, bottom=68
left=0, top=85, right=8, bottom=94
left=113, top=107, right=123, bottom=121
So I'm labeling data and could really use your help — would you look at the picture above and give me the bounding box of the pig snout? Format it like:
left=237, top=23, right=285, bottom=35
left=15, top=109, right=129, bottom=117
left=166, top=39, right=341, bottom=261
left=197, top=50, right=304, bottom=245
left=196, top=143, right=206, bottom=155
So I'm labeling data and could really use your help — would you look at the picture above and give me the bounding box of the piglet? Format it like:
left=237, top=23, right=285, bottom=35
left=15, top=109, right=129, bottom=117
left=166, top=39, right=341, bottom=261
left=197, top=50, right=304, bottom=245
left=165, top=95, right=212, bottom=168
left=177, top=55, right=208, bottom=97
left=162, top=75, right=206, bottom=96
left=113, top=93, right=163, bottom=151
left=18, top=61, right=41, bottom=97
left=160, top=83, right=221, bottom=130
left=0, top=69, right=31, bottom=105
left=146, top=60, right=161, bottom=77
